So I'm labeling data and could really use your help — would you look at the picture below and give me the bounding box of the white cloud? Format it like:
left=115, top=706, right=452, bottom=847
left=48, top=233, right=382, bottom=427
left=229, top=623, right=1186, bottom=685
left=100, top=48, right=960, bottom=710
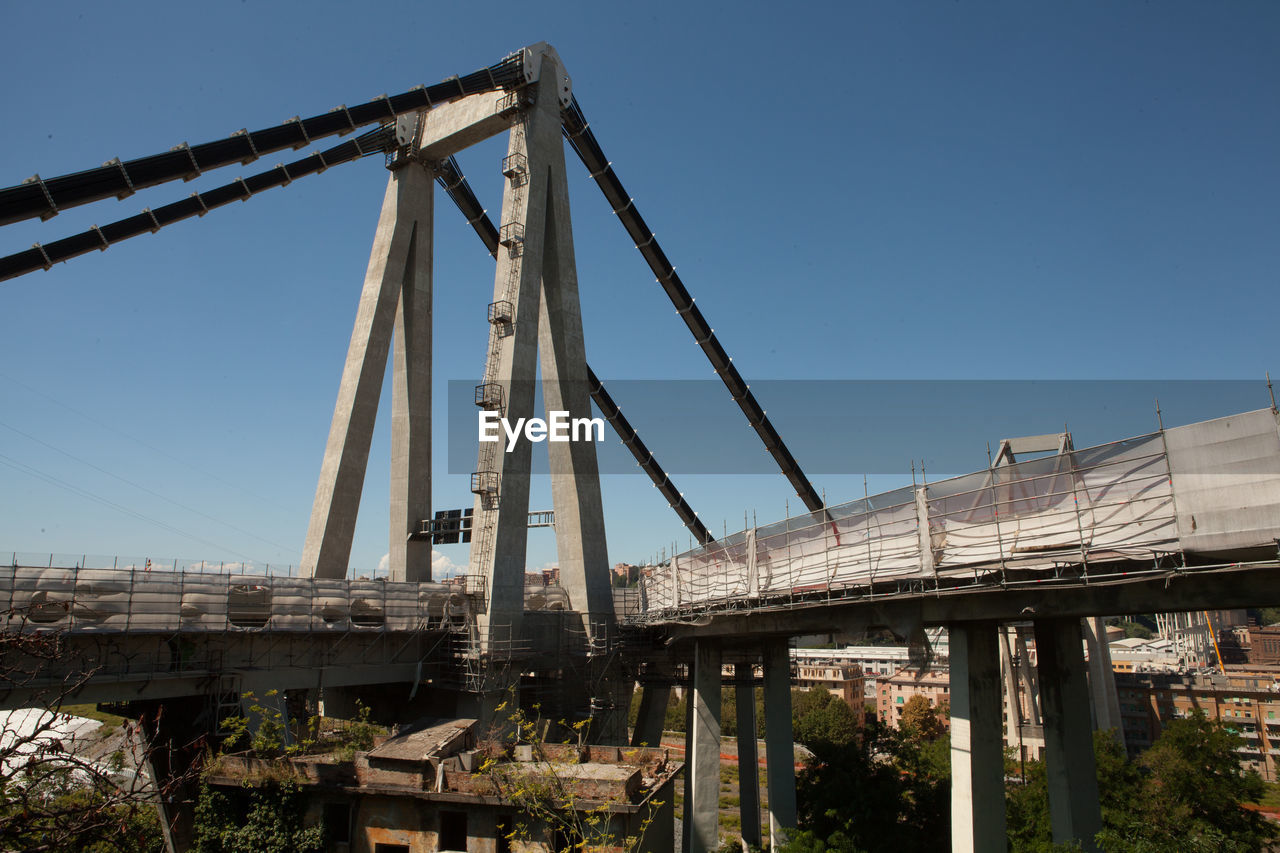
left=376, top=553, right=390, bottom=575
left=432, top=550, right=464, bottom=578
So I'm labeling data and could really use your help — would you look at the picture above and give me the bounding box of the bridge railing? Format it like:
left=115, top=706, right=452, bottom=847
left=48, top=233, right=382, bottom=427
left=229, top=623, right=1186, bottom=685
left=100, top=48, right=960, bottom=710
left=638, top=428, right=1187, bottom=616
left=3, top=552, right=412, bottom=579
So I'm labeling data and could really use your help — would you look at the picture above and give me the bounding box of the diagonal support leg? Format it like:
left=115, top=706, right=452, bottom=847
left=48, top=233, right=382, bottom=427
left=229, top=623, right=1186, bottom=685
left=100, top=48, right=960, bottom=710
left=389, top=187, right=433, bottom=582
left=302, top=164, right=434, bottom=579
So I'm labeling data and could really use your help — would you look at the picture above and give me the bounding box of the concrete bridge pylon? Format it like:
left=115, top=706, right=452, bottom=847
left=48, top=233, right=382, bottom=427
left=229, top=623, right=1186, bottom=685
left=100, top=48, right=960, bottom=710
left=295, top=44, right=620, bottom=736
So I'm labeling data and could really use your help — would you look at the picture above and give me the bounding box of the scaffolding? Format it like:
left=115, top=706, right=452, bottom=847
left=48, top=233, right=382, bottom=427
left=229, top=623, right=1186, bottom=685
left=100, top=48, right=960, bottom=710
left=638, top=409, right=1280, bottom=620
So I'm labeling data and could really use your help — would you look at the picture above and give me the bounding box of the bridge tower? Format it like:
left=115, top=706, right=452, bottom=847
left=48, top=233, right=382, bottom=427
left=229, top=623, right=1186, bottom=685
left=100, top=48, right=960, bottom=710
left=298, top=44, right=623, bottom=737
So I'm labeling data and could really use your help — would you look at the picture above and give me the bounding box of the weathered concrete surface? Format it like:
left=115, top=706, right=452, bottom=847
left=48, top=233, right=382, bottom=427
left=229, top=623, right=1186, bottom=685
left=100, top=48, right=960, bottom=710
left=949, top=622, right=1006, bottom=853
left=762, top=639, right=797, bottom=847
left=631, top=680, right=672, bottom=748
left=686, top=641, right=722, bottom=853
left=1085, top=615, right=1123, bottom=738
left=389, top=191, right=433, bottom=582
left=417, top=91, right=513, bottom=161
left=1035, top=617, right=1102, bottom=852
left=735, top=661, right=762, bottom=850
left=302, top=163, right=435, bottom=579
left=470, top=64, right=560, bottom=645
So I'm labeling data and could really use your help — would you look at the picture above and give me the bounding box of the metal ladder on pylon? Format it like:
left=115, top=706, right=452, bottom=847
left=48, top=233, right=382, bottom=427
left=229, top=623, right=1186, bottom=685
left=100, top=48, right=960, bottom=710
left=469, top=114, right=528, bottom=580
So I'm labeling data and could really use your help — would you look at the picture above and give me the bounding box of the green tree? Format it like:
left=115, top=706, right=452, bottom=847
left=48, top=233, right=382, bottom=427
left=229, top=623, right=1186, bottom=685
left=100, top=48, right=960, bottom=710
left=1007, top=732, right=1136, bottom=853
left=787, top=720, right=949, bottom=852
left=792, top=687, right=860, bottom=752
left=664, top=693, right=687, bottom=733
left=897, top=695, right=945, bottom=742
left=1100, top=713, right=1276, bottom=852
left=192, top=780, right=324, bottom=853
left=719, top=686, right=766, bottom=739
left=1008, top=716, right=1277, bottom=853
left=1253, top=607, right=1280, bottom=627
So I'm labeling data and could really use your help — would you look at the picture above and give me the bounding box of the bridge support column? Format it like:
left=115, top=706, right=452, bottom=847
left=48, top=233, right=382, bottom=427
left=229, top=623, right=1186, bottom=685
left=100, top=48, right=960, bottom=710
left=735, top=662, right=762, bottom=850
left=1084, top=616, right=1123, bottom=741
left=301, top=161, right=435, bottom=580
left=1035, top=617, right=1102, bottom=852
left=631, top=680, right=671, bottom=748
left=762, top=639, right=797, bottom=848
left=949, top=621, right=1006, bottom=853
left=686, top=640, right=722, bottom=853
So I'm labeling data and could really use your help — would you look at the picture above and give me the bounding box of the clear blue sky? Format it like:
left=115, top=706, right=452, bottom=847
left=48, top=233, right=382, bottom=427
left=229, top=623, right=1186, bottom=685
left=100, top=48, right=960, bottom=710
left=1, top=1, right=1276, bottom=576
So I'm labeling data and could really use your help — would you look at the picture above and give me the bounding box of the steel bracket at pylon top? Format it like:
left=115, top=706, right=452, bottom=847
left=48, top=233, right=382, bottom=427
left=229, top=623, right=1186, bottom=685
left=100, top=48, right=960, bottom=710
left=520, top=42, right=573, bottom=107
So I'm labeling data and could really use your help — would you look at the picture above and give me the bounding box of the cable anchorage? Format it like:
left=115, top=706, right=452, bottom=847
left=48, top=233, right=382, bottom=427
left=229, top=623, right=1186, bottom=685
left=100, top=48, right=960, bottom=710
left=32, top=242, right=53, bottom=270
left=233, top=129, right=260, bottom=165
left=285, top=116, right=311, bottom=150
left=23, top=174, right=58, bottom=220
left=171, top=143, right=202, bottom=181
left=331, top=104, right=357, bottom=136
left=103, top=158, right=135, bottom=199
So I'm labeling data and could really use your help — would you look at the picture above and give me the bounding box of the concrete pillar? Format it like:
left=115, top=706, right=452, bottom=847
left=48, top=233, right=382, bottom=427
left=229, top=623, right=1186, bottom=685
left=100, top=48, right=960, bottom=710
left=468, top=79, right=548, bottom=647
left=735, top=662, right=762, bottom=850
left=999, top=626, right=1024, bottom=760
left=1015, top=627, right=1042, bottom=726
left=686, top=641, right=722, bottom=853
left=389, top=196, right=432, bottom=582
left=301, top=163, right=435, bottom=578
left=535, top=81, right=614, bottom=638
left=949, top=622, right=1007, bottom=853
left=136, top=697, right=207, bottom=853
left=682, top=687, right=694, bottom=853
left=471, top=52, right=597, bottom=650
left=1035, top=617, right=1102, bottom=852
left=632, top=681, right=672, bottom=748
left=762, top=639, right=797, bottom=847
left=1084, top=616, right=1123, bottom=741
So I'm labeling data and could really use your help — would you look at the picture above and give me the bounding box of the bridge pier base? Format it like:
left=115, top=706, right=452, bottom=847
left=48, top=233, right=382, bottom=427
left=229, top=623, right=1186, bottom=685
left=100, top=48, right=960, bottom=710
left=685, top=640, right=722, bottom=853
left=762, top=638, right=798, bottom=848
left=1035, top=617, right=1102, bottom=852
left=735, top=662, right=762, bottom=850
left=948, top=621, right=1006, bottom=853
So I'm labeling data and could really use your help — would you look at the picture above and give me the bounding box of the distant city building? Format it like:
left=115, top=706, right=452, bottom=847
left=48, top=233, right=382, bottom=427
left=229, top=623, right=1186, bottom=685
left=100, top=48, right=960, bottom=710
left=1248, top=624, right=1280, bottom=666
left=792, top=660, right=865, bottom=709
left=1115, top=667, right=1280, bottom=780
left=876, top=667, right=951, bottom=729
left=1108, top=636, right=1185, bottom=673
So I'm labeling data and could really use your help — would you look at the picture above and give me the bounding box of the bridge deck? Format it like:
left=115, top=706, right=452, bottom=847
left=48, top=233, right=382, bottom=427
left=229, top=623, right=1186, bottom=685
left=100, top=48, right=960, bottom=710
left=637, top=408, right=1280, bottom=624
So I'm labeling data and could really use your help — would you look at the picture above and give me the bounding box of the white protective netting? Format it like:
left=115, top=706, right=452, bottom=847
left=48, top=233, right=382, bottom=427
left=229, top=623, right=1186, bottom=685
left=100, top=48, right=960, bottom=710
left=642, top=429, right=1186, bottom=613
left=0, top=568, right=473, bottom=633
